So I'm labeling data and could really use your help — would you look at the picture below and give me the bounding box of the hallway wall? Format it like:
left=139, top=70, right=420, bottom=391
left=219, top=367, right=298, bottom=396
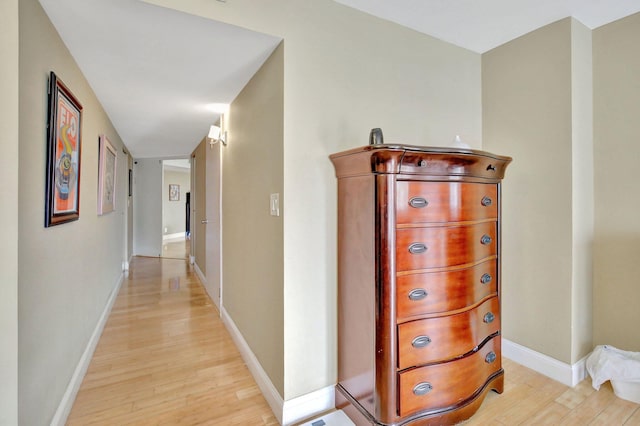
left=224, top=42, right=284, bottom=396
left=133, top=159, right=163, bottom=256
left=193, top=141, right=207, bottom=273
left=0, top=0, right=19, bottom=423
left=18, top=0, right=130, bottom=424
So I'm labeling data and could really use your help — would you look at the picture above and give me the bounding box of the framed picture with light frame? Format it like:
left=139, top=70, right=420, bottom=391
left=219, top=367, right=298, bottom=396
left=169, top=184, right=180, bottom=201
left=98, top=135, right=117, bottom=215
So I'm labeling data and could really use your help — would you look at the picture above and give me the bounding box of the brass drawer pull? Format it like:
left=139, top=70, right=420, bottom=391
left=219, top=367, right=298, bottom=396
left=481, top=234, right=492, bottom=245
left=481, top=196, right=493, bottom=207
left=411, top=335, right=432, bottom=349
left=408, top=288, right=428, bottom=301
left=480, top=273, right=492, bottom=284
left=485, top=351, right=497, bottom=364
left=484, top=312, right=495, bottom=324
left=408, top=243, right=428, bottom=254
left=409, top=197, right=428, bottom=208
left=413, top=382, right=433, bottom=396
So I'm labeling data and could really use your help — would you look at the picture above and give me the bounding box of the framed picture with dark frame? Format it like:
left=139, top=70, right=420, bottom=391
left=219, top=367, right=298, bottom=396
left=45, top=71, right=83, bottom=227
left=97, top=135, right=117, bottom=215
left=169, top=184, right=180, bottom=201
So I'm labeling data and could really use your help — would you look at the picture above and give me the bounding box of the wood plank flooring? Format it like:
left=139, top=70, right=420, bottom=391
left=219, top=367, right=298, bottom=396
left=67, top=255, right=639, bottom=425
left=463, top=358, right=640, bottom=425
left=66, top=256, right=277, bottom=425
left=161, top=237, right=189, bottom=260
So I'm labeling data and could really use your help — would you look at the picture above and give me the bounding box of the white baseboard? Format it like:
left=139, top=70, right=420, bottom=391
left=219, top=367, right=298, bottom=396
left=220, top=308, right=334, bottom=425
left=283, top=386, right=335, bottom=425
left=503, top=339, right=588, bottom=387
left=50, top=272, right=124, bottom=426
left=194, top=262, right=206, bottom=287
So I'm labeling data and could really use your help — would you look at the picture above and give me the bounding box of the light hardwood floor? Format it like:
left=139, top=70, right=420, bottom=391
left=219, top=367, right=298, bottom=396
left=161, top=237, right=189, bottom=260
left=66, top=256, right=278, bottom=425
left=464, top=358, right=640, bottom=425
left=67, top=256, right=640, bottom=425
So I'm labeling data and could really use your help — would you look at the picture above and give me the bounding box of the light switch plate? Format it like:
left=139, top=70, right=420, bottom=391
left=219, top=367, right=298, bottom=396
left=270, top=193, right=280, bottom=216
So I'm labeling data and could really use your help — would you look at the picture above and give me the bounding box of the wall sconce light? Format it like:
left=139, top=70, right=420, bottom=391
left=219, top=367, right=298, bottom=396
left=208, top=125, right=227, bottom=147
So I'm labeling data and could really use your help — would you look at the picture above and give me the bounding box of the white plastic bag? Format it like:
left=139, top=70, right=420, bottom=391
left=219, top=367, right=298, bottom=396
left=586, top=345, right=640, bottom=390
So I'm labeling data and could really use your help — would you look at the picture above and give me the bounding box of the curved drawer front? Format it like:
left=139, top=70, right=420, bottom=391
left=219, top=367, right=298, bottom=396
left=396, top=222, right=496, bottom=272
left=397, top=259, right=497, bottom=320
left=396, top=182, right=498, bottom=225
left=398, top=336, right=501, bottom=417
left=397, top=297, right=500, bottom=369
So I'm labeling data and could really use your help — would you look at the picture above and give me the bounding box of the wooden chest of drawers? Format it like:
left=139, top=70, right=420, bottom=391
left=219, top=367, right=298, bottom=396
left=330, top=145, right=511, bottom=425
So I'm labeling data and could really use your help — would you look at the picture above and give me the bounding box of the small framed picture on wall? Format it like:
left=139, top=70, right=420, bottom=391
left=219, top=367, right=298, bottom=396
left=97, top=135, right=117, bottom=215
left=169, top=184, right=180, bottom=201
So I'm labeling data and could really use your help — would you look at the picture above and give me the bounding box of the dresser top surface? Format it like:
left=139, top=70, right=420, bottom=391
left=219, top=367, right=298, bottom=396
left=330, top=144, right=512, bottom=180
left=330, top=144, right=512, bottom=162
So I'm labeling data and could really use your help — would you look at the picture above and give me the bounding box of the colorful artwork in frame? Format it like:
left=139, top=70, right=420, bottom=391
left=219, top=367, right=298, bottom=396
left=98, top=135, right=117, bottom=215
left=45, top=71, right=83, bottom=227
left=169, top=184, right=180, bottom=201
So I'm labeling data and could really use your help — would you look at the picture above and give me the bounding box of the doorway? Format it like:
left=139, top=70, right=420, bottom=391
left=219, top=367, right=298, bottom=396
left=161, top=159, right=191, bottom=260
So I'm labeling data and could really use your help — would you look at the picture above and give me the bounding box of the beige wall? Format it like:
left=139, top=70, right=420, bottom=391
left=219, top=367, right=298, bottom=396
left=18, top=0, right=129, bottom=424
left=162, top=168, right=191, bottom=235
left=570, top=21, right=594, bottom=362
left=146, top=0, right=482, bottom=400
left=224, top=42, right=285, bottom=396
left=483, top=19, right=577, bottom=364
left=193, top=140, right=207, bottom=274
left=0, top=0, right=19, bottom=423
left=484, top=12, right=640, bottom=362
left=593, top=12, right=640, bottom=351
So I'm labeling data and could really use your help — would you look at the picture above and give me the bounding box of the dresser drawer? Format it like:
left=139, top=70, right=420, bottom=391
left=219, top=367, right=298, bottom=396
left=396, top=222, right=496, bottom=271
left=398, top=152, right=507, bottom=179
left=396, top=259, right=497, bottom=320
left=398, top=336, right=501, bottom=417
left=397, top=296, right=500, bottom=369
left=396, top=182, right=497, bottom=225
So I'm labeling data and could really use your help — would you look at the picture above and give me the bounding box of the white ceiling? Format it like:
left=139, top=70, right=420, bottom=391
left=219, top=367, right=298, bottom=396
left=335, top=0, right=640, bottom=53
left=38, top=0, right=281, bottom=159
left=39, top=0, right=640, bottom=159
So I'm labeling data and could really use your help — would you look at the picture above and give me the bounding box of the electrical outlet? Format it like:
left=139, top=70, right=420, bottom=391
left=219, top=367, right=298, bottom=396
left=270, top=193, right=280, bottom=216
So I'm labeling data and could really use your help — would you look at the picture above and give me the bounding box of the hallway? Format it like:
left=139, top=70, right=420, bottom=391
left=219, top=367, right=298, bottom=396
left=66, top=256, right=277, bottom=425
